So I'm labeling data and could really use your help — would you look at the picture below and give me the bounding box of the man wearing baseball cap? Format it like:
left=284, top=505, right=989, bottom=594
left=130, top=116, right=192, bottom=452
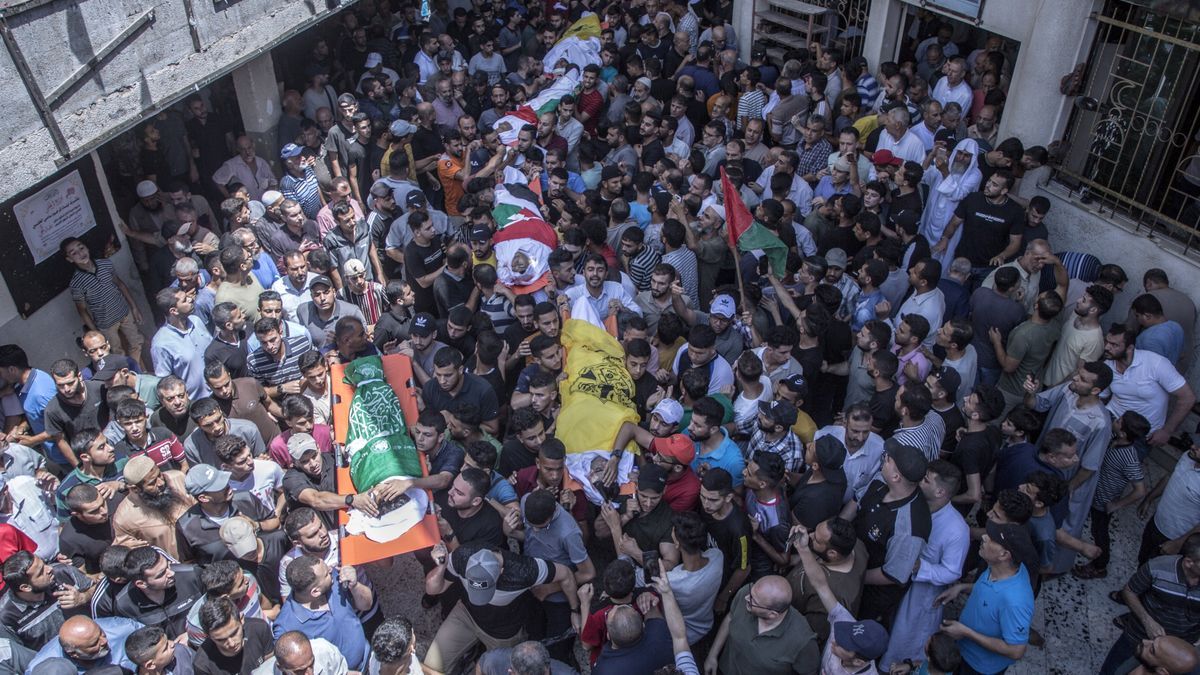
left=775, top=373, right=818, bottom=443
left=749, top=400, right=805, bottom=479
left=649, top=434, right=700, bottom=512
left=938, top=521, right=1036, bottom=675
left=605, top=398, right=688, bottom=485
left=423, top=542, right=579, bottom=673
left=791, top=435, right=849, bottom=530
left=674, top=294, right=745, bottom=365
left=790, top=526, right=889, bottom=675
left=176, top=463, right=280, bottom=564
left=851, top=439, right=932, bottom=624
left=281, top=433, right=377, bottom=531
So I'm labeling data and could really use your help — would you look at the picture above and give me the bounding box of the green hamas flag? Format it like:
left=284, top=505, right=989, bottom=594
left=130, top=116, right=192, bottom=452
left=344, top=356, right=422, bottom=492
left=735, top=221, right=788, bottom=278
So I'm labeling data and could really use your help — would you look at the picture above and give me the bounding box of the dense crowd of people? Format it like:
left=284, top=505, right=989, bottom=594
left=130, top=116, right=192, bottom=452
left=2, top=0, right=1200, bottom=674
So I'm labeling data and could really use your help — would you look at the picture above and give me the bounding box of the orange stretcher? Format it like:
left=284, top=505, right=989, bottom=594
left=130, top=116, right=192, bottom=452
left=330, top=354, right=440, bottom=565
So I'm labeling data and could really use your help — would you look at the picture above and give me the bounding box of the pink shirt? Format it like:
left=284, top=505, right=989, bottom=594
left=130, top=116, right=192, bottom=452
left=268, top=423, right=335, bottom=468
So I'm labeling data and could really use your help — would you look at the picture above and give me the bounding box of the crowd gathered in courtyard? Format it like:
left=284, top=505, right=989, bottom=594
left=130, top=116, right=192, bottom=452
left=2, top=0, right=1200, bottom=674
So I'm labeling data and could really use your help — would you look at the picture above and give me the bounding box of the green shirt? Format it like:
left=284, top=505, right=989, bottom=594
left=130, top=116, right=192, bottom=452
left=679, top=393, right=735, bottom=432
left=719, top=585, right=822, bottom=675
left=997, top=320, right=1059, bottom=402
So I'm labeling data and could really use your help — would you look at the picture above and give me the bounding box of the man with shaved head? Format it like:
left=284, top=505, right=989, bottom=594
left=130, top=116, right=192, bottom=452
left=254, top=630, right=348, bottom=675
left=27, top=615, right=145, bottom=673
left=1124, top=635, right=1200, bottom=674
left=705, top=575, right=821, bottom=674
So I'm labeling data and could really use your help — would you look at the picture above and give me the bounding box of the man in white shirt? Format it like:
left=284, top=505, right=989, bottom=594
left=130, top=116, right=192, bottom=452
left=254, top=633, right=347, bottom=675
left=1103, top=324, right=1196, bottom=446
left=815, top=404, right=884, bottom=504
left=931, top=58, right=973, bottom=115
left=874, top=107, right=927, bottom=164
left=894, top=259, right=946, bottom=349
left=563, top=254, right=641, bottom=320
left=271, top=251, right=317, bottom=320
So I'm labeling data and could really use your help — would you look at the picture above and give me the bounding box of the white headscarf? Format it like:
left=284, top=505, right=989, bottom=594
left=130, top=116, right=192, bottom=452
left=936, top=138, right=981, bottom=199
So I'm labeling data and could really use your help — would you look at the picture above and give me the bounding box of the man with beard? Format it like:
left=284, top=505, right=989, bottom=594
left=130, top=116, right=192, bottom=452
left=54, top=430, right=126, bottom=519
left=0, top=549, right=95, bottom=650
left=152, top=376, right=196, bottom=439
left=784, top=517, right=866, bottom=644
left=204, top=302, right=250, bottom=379
left=635, top=265, right=691, bottom=338
left=115, top=545, right=205, bottom=640
left=27, top=615, right=146, bottom=673
left=294, top=276, right=365, bottom=352
left=563, top=254, right=641, bottom=323
left=511, top=440, right=590, bottom=530
left=924, top=139, right=982, bottom=268
left=282, top=433, right=378, bottom=531
left=112, top=455, right=194, bottom=560
left=205, top=361, right=281, bottom=447
left=176, top=463, right=280, bottom=564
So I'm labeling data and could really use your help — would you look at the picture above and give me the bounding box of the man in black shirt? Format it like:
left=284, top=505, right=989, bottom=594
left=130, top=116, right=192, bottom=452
left=943, top=170, right=1025, bottom=271
left=498, top=407, right=546, bottom=477
left=176, top=464, right=280, bottom=564
left=866, top=350, right=901, bottom=435
left=790, top=435, right=849, bottom=529
left=194, top=595, right=274, bottom=675
left=851, top=441, right=932, bottom=626
left=205, top=302, right=251, bottom=379
left=600, top=464, right=678, bottom=569
left=948, top=384, right=1005, bottom=513
left=59, top=483, right=114, bottom=574
left=281, top=432, right=376, bottom=531
left=113, top=546, right=205, bottom=639
left=423, top=541, right=577, bottom=673
left=372, top=280, right=416, bottom=352
left=151, top=376, right=196, bottom=439
left=0, top=550, right=95, bottom=650
left=699, top=468, right=753, bottom=614
left=44, top=358, right=109, bottom=467
left=435, top=468, right=505, bottom=550
left=422, top=347, right=501, bottom=435
left=403, top=211, right=447, bottom=315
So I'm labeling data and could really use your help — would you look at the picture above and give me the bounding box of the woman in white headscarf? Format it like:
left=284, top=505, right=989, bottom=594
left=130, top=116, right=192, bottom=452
left=920, top=138, right=981, bottom=270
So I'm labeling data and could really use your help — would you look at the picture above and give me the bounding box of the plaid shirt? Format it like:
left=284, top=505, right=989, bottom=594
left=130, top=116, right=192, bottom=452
left=797, top=138, right=833, bottom=180
left=748, top=428, right=807, bottom=475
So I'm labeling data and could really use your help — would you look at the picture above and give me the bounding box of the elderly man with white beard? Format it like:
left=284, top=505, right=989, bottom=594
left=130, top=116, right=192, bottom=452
left=923, top=138, right=982, bottom=269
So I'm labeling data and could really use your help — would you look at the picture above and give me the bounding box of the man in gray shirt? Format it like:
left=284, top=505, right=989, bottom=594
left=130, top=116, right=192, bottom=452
left=183, top=397, right=267, bottom=467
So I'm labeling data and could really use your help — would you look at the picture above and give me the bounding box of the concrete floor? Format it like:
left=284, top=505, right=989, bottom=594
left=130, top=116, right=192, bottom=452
left=368, top=460, right=1172, bottom=674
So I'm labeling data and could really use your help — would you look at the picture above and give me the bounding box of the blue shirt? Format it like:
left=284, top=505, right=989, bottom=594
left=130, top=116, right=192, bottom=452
left=273, top=567, right=370, bottom=671
left=151, top=315, right=214, bottom=400
left=629, top=202, right=651, bottom=229
left=1136, top=321, right=1185, bottom=365
left=488, top=470, right=518, bottom=504
left=957, top=564, right=1034, bottom=674
left=541, top=170, right=586, bottom=194
left=992, top=443, right=1070, bottom=525
left=15, top=368, right=58, bottom=455
left=688, top=428, right=746, bottom=488
left=813, top=175, right=854, bottom=201
left=28, top=616, right=144, bottom=673
left=250, top=252, right=281, bottom=289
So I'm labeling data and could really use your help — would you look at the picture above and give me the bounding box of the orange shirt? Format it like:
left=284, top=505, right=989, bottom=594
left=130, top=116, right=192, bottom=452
left=437, top=153, right=465, bottom=216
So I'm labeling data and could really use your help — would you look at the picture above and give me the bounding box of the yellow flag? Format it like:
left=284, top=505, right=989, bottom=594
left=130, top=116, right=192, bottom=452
left=558, top=14, right=602, bottom=43
left=555, top=319, right=640, bottom=454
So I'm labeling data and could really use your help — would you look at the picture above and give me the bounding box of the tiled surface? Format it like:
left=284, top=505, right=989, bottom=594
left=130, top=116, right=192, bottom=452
left=371, top=461, right=1172, bottom=673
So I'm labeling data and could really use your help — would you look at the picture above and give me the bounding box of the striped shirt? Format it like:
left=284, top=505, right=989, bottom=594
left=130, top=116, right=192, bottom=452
left=339, top=281, right=388, bottom=325
left=246, top=332, right=312, bottom=386
left=69, top=258, right=131, bottom=329
left=479, top=293, right=514, bottom=333
left=736, top=91, right=766, bottom=130
left=1126, top=555, right=1200, bottom=641
left=627, top=246, right=661, bottom=292
left=1092, top=443, right=1145, bottom=508
left=280, top=166, right=322, bottom=218
left=892, top=414, right=947, bottom=462
left=747, top=428, right=807, bottom=475
left=662, top=248, right=699, bottom=306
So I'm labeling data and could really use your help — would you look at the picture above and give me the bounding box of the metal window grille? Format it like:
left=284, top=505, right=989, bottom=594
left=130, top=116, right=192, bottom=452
left=1057, top=0, right=1200, bottom=252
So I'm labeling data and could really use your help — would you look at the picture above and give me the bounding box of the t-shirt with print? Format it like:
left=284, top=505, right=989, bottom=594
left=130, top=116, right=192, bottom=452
left=446, top=545, right=560, bottom=639
left=194, top=617, right=274, bottom=675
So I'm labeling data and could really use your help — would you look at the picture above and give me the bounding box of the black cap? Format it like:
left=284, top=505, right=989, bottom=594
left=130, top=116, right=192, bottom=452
left=411, top=312, right=437, bottom=337
left=407, top=191, right=428, bottom=208
left=758, top=400, right=798, bottom=429
left=885, top=438, right=928, bottom=483
left=930, top=367, right=961, bottom=400
left=469, top=225, right=493, bottom=242
left=637, top=463, right=668, bottom=493
left=890, top=209, right=920, bottom=234
left=780, top=374, right=808, bottom=396
left=310, top=275, right=334, bottom=290
left=934, top=128, right=957, bottom=146
left=601, top=165, right=622, bottom=181
left=985, top=520, right=1040, bottom=574
left=814, top=435, right=848, bottom=485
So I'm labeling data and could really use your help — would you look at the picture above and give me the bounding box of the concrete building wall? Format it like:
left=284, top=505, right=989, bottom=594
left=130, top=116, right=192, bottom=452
left=0, top=0, right=351, bottom=205
left=0, top=0, right=351, bottom=366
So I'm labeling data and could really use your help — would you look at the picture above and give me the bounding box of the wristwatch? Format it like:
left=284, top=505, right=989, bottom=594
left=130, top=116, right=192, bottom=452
left=345, top=494, right=355, bottom=507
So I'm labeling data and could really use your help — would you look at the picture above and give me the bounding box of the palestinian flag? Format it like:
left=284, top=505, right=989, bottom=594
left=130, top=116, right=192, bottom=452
left=494, top=69, right=581, bottom=147
left=493, top=216, right=559, bottom=294
left=721, top=166, right=788, bottom=278
left=492, top=183, right=544, bottom=227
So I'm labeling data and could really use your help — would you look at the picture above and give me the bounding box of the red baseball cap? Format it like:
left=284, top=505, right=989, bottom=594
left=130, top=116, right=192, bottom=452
left=651, top=434, right=695, bottom=465
left=872, top=149, right=902, bottom=166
